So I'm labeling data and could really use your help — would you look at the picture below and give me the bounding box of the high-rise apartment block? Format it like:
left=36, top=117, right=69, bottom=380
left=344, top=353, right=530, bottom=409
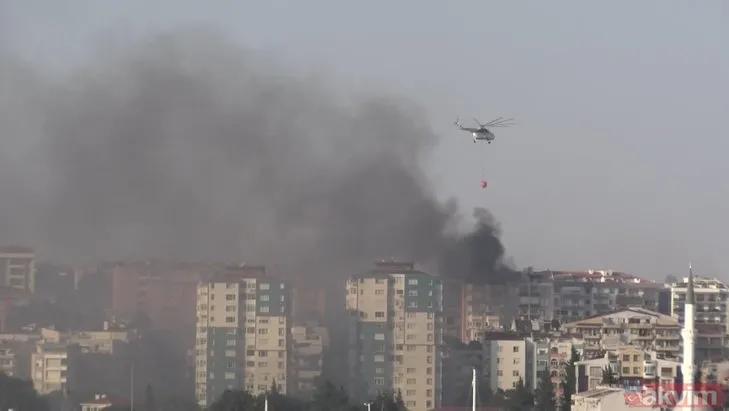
left=346, top=261, right=443, bottom=411
left=670, top=275, right=729, bottom=363
left=194, top=271, right=291, bottom=408
left=518, top=270, right=662, bottom=324
left=0, top=246, right=36, bottom=293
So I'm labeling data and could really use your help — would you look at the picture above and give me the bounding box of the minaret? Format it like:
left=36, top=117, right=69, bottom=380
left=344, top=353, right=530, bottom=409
left=682, top=264, right=696, bottom=389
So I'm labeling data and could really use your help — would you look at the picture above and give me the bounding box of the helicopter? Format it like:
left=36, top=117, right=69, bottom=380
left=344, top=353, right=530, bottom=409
left=454, top=117, right=515, bottom=143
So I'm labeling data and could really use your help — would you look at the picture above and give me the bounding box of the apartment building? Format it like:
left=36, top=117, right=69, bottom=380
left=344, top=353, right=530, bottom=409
left=562, top=307, right=680, bottom=360
left=291, top=323, right=329, bottom=397
left=518, top=270, right=662, bottom=323
left=441, top=341, right=483, bottom=406
left=0, top=246, right=36, bottom=293
left=574, top=348, right=680, bottom=393
left=572, top=388, right=628, bottom=411
left=670, top=275, right=729, bottom=362
left=346, top=261, right=443, bottom=411
left=461, top=283, right=516, bottom=342
left=292, top=284, right=327, bottom=324
left=527, top=337, right=584, bottom=392
left=31, top=342, right=81, bottom=395
left=0, top=344, right=18, bottom=376
left=195, top=271, right=291, bottom=407
left=482, top=332, right=526, bottom=392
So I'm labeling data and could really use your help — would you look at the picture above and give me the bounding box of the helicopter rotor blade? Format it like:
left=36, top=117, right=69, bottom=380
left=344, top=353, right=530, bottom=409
left=485, top=117, right=515, bottom=127
left=472, top=117, right=486, bottom=128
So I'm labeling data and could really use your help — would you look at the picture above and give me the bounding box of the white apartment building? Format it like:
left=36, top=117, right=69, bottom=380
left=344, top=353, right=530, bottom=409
left=195, top=272, right=291, bottom=408
left=482, top=333, right=526, bottom=392
left=670, top=275, right=729, bottom=362
left=346, top=261, right=443, bottom=411
left=562, top=307, right=681, bottom=360
left=31, top=342, right=81, bottom=395
left=574, top=347, right=680, bottom=393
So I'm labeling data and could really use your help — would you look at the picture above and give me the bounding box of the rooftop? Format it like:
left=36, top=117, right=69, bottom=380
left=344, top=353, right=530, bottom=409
left=575, top=387, right=625, bottom=399
left=532, top=269, right=655, bottom=285
left=671, top=276, right=728, bottom=290
left=0, top=246, right=34, bottom=255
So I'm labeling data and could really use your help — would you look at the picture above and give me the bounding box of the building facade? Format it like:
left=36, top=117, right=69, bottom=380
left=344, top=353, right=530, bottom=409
left=574, top=348, right=680, bottom=393
left=518, top=270, right=662, bottom=324
left=670, top=275, right=729, bottom=363
left=291, top=323, right=329, bottom=397
left=346, top=261, right=443, bottom=411
left=0, top=246, right=36, bottom=293
left=482, top=333, right=527, bottom=392
left=194, top=271, right=291, bottom=407
left=31, top=342, right=81, bottom=395
left=562, top=307, right=681, bottom=360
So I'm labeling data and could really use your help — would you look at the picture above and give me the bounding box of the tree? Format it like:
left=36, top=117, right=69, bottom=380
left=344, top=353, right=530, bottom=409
left=371, top=390, right=406, bottom=411
left=145, top=384, right=157, bottom=411
left=506, top=378, right=533, bottom=411
left=601, top=366, right=617, bottom=386
left=560, top=346, right=581, bottom=411
left=0, top=372, right=50, bottom=411
left=209, top=390, right=256, bottom=411
left=310, top=380, right=355, bottom=411
left=535, top=364, right=556, bottom=411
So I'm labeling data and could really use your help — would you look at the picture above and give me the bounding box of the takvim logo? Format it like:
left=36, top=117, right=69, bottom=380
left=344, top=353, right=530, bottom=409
left=624, top=384, right=726, bottom=408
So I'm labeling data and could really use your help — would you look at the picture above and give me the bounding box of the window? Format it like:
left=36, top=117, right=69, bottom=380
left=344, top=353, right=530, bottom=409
left=375, top=289, right=384, bottom=295
left=622, top=367, right=629, bottom=374
left=258, top=329, right=268, bottom=335
left=225, top=316, right=235, bottom=323
left=260, top=306, right=270, bottom=313
left=278, top=328, right=285, bottom=336
left=407, top=368, right=416, bottom=373
left=512, top=346, right=519, bottom=353
left=247, top=350, right=255, bottom=356
left=513, top=358, right=520, bottom=364
left=375, top=311, right=385, bottom=318
left=406, top=402, right=416, bottom=408
left=408, top=279, right=418, bottom=285
left=407, top=378, right=416, bottom=384
left=226, top=305, right=236, bottom=312
left=497, top=370, right=503, bottom=376
left=260, top=283, right=270, bottom=290
left=513, top=370, right=520, bottom=377
left=259, top=351, right=268, bottom=357
left=408, top=290, right=418, bottom=296
left=376, top=367, right=384, bottom=374
left=261, top=294, right=270, bottom=301
left=226, top=294, right=236, bottom=301
left=226, top=340, right=236, bottom=346
left=406, top=390, right=416, bottom=396
left=374, top=378, right=385, bottom=385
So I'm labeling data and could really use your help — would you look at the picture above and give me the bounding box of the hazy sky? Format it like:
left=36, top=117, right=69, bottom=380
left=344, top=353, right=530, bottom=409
left=3, top=0, right=728, bottom=279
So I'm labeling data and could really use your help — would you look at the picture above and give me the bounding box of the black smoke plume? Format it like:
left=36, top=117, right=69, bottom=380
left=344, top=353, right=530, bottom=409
left=0, top=29, right=517, bottom=283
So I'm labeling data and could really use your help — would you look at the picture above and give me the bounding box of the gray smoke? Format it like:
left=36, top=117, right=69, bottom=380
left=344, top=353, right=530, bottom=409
left=0, top=30, right=514, bottom=281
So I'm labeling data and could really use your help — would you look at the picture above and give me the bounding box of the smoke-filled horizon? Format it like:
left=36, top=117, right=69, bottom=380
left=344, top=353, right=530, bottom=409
left=0, top=30, right=518, bottom=283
